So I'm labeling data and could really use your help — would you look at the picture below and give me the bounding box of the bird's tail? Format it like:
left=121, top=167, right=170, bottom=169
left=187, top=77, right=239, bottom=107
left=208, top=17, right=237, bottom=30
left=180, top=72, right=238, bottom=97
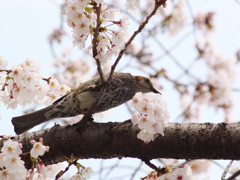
left=12, top=105, right=55, bottom=135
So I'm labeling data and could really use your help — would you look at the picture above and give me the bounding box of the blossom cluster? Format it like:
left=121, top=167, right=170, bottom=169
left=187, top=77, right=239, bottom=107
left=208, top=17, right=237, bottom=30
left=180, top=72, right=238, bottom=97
left=158, top=158, right=211, bottom=177
left=143, top=165, right=197, bottom=180
left=69, top=166, right=93, bottom=180
left=0, top=57, right=71, bottom=108
left=181, top=40, right=238, bottom=122
left=131, top=92, right=169, bottom=143
left=194, top=12, right=215, bottom=34
left=0, top=138, right=50, bottom=179
left=53, top=58, right=90, bottom=88
left=64, top=0, right=129, bottom=64
left=195, top=41, right=237, bottom=108
left=206, top=55, right=236, bottom=106
left=0, top=138, right=93, bottom=179
left=29, top=138, right=49, bottom=159
left=0, top=139, right=26, bottom=179
left=180, top=95, right=201, bottom=122
left=157, top=0, right=186, bottom=35
left=0, top=57, right=8, bottom=85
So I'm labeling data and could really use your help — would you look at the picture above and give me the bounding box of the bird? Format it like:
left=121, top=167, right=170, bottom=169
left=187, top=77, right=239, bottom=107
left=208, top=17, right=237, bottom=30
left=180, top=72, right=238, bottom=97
left=12, top=72, right=160, bottom=135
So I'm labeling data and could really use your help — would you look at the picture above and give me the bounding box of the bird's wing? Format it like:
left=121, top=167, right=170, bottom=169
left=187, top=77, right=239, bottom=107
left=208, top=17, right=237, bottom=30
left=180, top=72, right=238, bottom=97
left=96, top=86, right=134, bottom=112
left=52, top=93, right=69, bottom=105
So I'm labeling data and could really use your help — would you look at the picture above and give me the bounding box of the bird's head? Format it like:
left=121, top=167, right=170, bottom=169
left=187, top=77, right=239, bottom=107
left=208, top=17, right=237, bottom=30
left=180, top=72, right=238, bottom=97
left=134, top=76, right=161, bottom=94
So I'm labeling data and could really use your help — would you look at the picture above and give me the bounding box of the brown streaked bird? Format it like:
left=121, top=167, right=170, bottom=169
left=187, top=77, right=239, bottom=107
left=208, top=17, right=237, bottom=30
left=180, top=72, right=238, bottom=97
left=12, top=72, right=160, bottom=135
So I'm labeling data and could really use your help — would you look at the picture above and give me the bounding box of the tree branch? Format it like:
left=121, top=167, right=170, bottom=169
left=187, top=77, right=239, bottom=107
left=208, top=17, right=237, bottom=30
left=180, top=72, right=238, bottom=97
left=5, top=121, right=240, bottom=169
left=92, top=3, right=105, bottom=82
left=108, top=0, right=167, bottom=80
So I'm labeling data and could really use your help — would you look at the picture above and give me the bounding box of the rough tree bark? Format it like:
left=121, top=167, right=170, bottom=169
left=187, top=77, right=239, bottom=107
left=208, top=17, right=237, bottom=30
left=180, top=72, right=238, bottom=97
left=3, top=120, right=240, bottom=169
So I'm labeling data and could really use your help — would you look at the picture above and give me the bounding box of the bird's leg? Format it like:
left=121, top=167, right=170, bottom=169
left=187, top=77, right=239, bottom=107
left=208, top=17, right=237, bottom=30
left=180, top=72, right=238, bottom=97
left=78, top=81, right=109, bottom=125
left=79, top=114, right=94, bottom=124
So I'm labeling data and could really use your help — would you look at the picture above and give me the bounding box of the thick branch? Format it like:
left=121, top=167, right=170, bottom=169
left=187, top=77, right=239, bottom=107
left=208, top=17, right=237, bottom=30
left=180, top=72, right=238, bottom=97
left=7, top=121, right=240, bottom=169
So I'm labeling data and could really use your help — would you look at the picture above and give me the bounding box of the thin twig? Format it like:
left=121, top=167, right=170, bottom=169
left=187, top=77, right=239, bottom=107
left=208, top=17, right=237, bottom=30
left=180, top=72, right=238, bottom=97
left=212, top=160, right=226, bottom=170
left=143, top=159, right=162, bottom=173
left=174, top=91, right=204, bottom=122
left=0, top=69, right=12, bottom=74
left=42, top=77, right=52, bottom=84
left=55, top=159, right=78, bottom=180
left=99, top=160, right=104, bottom=180
left=79, top=4, right=109, bottom=124
left=221, top=160, right=233, bottom=180
left=130, top=161, right=143, bottom=180
left=108, top=0, right=166, bottom=81
left=227, top=170, right=240, bottom=180
left=221, top=160, right=240, bottom=180
left=92, top=3, right=105, bottom=82
left=103, top=159, right=120, bottom=179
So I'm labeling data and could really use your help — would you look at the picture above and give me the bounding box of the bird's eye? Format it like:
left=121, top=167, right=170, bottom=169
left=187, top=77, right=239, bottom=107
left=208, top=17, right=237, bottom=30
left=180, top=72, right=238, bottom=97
left=145, top=78, right=150, bottom=83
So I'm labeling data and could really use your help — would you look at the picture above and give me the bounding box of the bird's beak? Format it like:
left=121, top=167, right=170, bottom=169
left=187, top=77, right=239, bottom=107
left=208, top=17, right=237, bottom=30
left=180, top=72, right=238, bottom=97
left=152, top=87, right=161, bottom=94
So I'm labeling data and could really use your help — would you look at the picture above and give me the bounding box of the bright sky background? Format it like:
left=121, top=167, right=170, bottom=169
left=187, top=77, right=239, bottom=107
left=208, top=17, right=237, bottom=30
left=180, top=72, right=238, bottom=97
left=1, top=0, right=240, bottom=179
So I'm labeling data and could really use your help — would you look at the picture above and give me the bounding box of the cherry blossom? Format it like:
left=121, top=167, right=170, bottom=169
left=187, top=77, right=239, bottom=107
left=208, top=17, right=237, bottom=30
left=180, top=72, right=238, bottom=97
left=0, top=139, right=27, bottom=180
left=69, top=167, right=93, bottom=180
left=131, top=92, right=169, bottom=143
left=0, top=58, right=71, bottom=108
left=1, top=139, right=22, bottom=157
left=144, top=165, right=198, bottom=180
left=30, top=142, right=49, bottom=159
left=160, top=0, right=186, bottom=35
left=189, top=160, right=212, bottom=174
left=0, top=56, right=8, bottom=85
left=125, top=0, right=140, bottom=15
left=194, top=12, right=215, bottom=34
left=64, top=0, right=129, bottom=64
